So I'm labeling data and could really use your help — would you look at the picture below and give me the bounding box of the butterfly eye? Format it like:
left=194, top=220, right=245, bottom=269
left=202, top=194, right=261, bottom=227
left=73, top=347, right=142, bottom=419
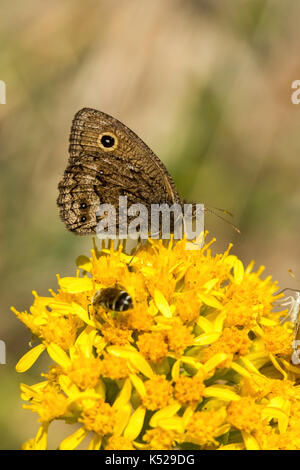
left=80, top=216, right=87, bottom=223
left=80, top=202, right=87, bottom=209
left=97, top=132, right=118, bottom=151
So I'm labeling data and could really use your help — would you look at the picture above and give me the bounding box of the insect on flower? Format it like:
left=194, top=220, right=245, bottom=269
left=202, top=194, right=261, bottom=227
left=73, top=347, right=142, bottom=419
left=279, top=288, right=300, bottom=365
left=92, top=286, right=133, bottom=313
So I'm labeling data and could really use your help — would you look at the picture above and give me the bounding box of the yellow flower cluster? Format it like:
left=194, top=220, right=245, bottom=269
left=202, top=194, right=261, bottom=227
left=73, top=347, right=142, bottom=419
left=12, top=236, right=300, bottom=450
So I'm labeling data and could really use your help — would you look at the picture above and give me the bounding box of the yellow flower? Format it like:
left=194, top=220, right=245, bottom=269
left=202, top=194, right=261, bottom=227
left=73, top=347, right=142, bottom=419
left=176, top=290, right=202, bottom=323
left=263, top=325, right=293, bottom=356
left=105, top=435, right=135, bottom=450
left=174, top=375, right=205, bottom=405
left=100, top=353, right=130, bottom=380
left=100, top=323, right=133, bottom=346
left=142, top=375, right=173, bottom=410
left=226, top=397, right=265, bottom=433
left=185, top=408, right=227, bottom=447
left=12, top=236, right=300, bottom=449
left=79, top=399, right=115, bottom=435
left=67, top=353, right=102, bottom=390
left=137, top=332, right=168, bottom=363
left=143, top=428, right=180, bottom=450
left=201, top=326, right=251, bottom=368
left=126, top=304, right=154, bottom=331
left=166, top=320, right=194, bottom=356
left=223, top=263, right=280, bottom=328
left=22, top=384, right=69, bottom=423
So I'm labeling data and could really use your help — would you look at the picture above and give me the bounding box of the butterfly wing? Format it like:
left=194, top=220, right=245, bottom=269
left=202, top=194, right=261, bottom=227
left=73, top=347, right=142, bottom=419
left=57, top=108, right=182, bottom=234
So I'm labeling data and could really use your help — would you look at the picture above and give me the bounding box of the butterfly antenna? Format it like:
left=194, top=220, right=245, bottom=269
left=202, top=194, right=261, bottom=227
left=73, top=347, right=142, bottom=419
left=128, top=239, right=142, bottom=266
left=203, top=206, right=241, bottom=234
left=205, top=204, right=234, bottom=218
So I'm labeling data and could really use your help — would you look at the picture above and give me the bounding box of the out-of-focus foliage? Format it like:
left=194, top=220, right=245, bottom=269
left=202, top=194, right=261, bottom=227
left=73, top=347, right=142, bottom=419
left=1, top=0, right=300, bottom=449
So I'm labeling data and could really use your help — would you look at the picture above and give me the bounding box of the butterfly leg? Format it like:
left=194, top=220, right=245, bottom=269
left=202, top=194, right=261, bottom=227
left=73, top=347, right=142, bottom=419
left=87, top=303, right=92, bottom=320
left=128, top=237, right=142, bottom=266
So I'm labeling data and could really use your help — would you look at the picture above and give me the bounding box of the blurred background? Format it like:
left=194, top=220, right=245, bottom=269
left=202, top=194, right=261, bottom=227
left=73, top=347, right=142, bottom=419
left=1, top=0, right=300, bottom=449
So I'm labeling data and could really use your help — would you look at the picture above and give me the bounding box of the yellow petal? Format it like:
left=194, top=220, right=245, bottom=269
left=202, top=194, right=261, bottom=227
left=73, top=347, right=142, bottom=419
left=128, top=352, right=154, bottom=378
left=16, top=344, right=46, bottom=372
left=216, top=423, right=231, bottom=436
left=59, top=426, right=89, bottom=450
left=240, top=357, right=263, bottom=375
left=154, top=417, right=184, bottom=433
left=218, top=443, right=245, bottom=450
left=231, top=362, right=252, bottom=378
left=58, top=375, right=80, bottom=398
left=20, top=381, right=48, bottom=401
left=74, top=326, right=97, bottom=358
left=171, top=360, right=181, bottom=380
left=182, top=405, right=195, bottom=426
left=213, top=311, right=227, bottom=332
left=262, top=407, right=289, bottom=434
left=108, top=346, right=153, bottom=378
left=47, top=343, right=71, bottom=368
left=233, top=259, right=244, bottom=284
left=196, top=316, right=214, bottom=333
left=150, top=403, right=182, bottom=427
left=251, top=324, right=265, bottom=337
left=69, top=390, right=102, bottom=406
left=259, top=317, right=278, bottom=326
left=95, top=379, right=106, bottom=400
left=123, top=406, right=146, bottom=440
left=203, top=353, right=228, bottom=373
left=93, top=334, right=107, bottom=353
left=203, top=385, right=240, bottom=402
left=35, top=423, right=49, bottom=450
left=76, top=255, right=92, bottom=272
left=129, top=374, right=146, bottom=397
left=245, top=260, right=255, bottom=275
left=193, top=332, right=220, bottom=346
left=88, top=434, right=102, bottom=450
left=71, top=302, right=94, bottom=326
left=267, top=396, right=286, bottom=409
left=113, top=378, right=132, bottom=409
left=224, top=255, right=237, bottom=268
left=203, top=279, right=219, bottom=291
left=280, top=359, right=300, bottom=375
left=198, top=293, right=223, bottom=309
left=241, top=431, right=260, bottom=450
left=114, top=404, right=132, bottom=436
left=180, top=356, right=201, bottom=368
left=58, top=276, right=93, bottom=293
left=269, top=353, right=287, bottom=380
left=47, top=300, right=78, bottom=315
left=154, top=290, right=173, bottom=318
left=243, top=352, right=269, bottom=370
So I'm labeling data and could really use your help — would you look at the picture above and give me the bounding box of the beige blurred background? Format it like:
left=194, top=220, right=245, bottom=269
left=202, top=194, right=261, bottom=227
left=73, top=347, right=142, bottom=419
left=1, top=0, right=300, bottom=449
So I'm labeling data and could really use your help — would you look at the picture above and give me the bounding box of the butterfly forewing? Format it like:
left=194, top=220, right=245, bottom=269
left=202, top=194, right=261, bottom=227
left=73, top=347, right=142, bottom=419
left=57, top=108, right=182, bottom=234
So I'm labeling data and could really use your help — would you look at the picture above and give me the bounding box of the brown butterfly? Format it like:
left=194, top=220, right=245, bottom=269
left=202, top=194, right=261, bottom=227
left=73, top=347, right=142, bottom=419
left=57, top=108, right=182, bottom=235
